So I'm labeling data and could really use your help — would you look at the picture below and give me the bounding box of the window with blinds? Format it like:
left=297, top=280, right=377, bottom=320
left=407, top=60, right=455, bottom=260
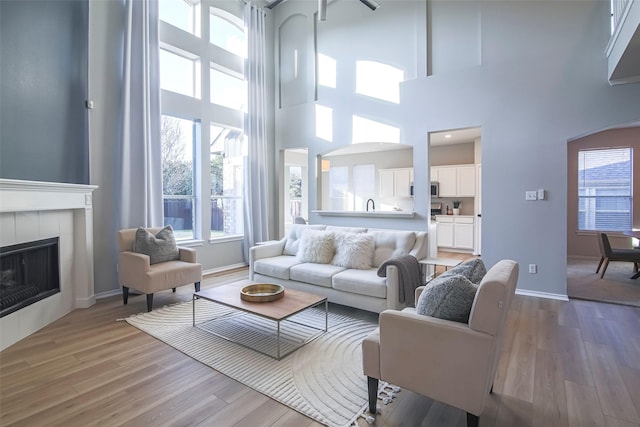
left=578, top=147, right=632, bottom=231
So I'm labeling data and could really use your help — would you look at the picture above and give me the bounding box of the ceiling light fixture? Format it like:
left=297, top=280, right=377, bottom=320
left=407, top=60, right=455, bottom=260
left=318, top=0, right=327, bottom=21
left=444, top=134, right=452, bottom=138
left=360, top=0, right=380, bottom=11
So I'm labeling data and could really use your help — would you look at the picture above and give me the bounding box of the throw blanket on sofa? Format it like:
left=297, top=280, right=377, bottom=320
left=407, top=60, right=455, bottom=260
left=377, top=254, right=422, bottom=307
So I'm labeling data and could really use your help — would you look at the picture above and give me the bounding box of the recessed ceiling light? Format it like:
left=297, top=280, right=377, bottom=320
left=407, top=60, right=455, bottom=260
left=444, top=134, right=452, bottom=139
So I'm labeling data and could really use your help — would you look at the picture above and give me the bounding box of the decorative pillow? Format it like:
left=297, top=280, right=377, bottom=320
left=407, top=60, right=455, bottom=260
left=133, top=226, right=180, bottom=265
left=296, top=230, right=335, bottom=264
left=332, top=232, right=375, bottom=269
left=416, top=274, right=478, bottom=323
left=440, top=258, right=487, bottom=284
left=283, top=224, right=326, bottom=255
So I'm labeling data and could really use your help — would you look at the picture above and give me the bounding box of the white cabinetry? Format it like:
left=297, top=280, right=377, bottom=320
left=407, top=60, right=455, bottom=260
left=456, top=166, right=476, bottom=197
left=380, top=168, right=413, bottom=198
left=431, top=165, right=476, bottom=197
left=435, top=215, right=474, bottom=250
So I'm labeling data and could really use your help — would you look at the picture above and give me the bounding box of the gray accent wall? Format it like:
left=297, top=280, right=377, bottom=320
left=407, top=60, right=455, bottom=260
left=1, top=0, right=89, bottom=185
left=273, top=0, right=640, bottom=297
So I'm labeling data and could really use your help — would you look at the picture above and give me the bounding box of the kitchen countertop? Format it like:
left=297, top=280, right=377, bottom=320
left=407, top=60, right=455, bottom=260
left=312, top=210, right=415, bottom=219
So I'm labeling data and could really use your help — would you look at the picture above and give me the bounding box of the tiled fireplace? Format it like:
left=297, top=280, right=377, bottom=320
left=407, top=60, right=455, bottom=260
left=0, top=179, right=98, bottom=351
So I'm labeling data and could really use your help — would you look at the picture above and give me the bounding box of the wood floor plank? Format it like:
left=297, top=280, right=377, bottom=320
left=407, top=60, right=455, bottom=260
left=565, top=380, right=604, bottom=427
left=532, top=350, right=568, bottom=427
left=194, top=388, right=270, bottom=426
left=584, top=341, right=640, bottom=424
left=619, top=365, right=640, bottom=420
left=494, top=394, right=532, bottom=427
left=2, top=265, right=640, bottom=427
left=555, top=326, right=595, bottom=387
left=502, top=298, right=537, bottom=403
left=272, top=411, right=324, bottom=427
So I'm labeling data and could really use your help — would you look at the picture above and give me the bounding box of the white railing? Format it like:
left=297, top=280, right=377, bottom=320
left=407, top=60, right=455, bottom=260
left=612, top=0, right=631, bottom=34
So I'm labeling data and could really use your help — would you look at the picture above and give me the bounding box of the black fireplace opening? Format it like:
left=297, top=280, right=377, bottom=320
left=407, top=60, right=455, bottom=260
left=1, top=237, right=61, bottom=318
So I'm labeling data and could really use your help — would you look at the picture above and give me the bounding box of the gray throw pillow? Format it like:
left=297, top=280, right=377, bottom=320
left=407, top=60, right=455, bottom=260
left=439, top=258, right=487, bottom=284
left=133, top=226, right=180, bottom=265
left=416, top=274, right=478, bottom=323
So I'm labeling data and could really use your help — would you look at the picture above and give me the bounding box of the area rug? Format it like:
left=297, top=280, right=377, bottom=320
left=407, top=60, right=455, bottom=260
left=125, top=299, right=392, bottom=427
left=567, top=258, right=640, bottom=307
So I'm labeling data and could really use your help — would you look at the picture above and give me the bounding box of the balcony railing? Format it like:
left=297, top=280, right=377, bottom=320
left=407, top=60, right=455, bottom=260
left=612, top=0, right=632, bottom=32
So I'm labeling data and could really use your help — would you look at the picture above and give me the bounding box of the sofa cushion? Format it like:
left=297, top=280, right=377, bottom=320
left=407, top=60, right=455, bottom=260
left=296, top=229, right=335, bottom=264
left=133, top=226, right=180, bottom=265
left=326, top=225, right=368, bottom=233
left=332, top=268, right=387, bottom=299
left=439, top=258, right=487, bottom=284
left=416, top=274, right=478, bottom=323
left=369, top=230, right=416, bottom=267
left=332, top=232, right=375, bottom=269
left=283, top=224, right=327, bottom=255
left=253, top=255, right=302, bottom=280
left=290, top=263, right=346, bottom=288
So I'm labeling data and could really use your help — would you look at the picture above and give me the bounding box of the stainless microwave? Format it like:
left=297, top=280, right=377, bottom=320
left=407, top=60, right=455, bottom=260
left=430, top=182, right=439, bottom=198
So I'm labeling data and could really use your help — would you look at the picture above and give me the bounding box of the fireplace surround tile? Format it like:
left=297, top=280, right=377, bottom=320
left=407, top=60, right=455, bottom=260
left=0, top=179, right=97, bottom=351
left=15, top=212, right=40, bottom=244
left=0, top=213, right=16, bottom=244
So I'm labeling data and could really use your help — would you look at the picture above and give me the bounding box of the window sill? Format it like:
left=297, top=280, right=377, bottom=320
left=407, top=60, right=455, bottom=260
left=575, top=230, right=627, bottom=238
left=176, top=239, right=205, bottom=247
left=209, top=235, right=243, bottom=244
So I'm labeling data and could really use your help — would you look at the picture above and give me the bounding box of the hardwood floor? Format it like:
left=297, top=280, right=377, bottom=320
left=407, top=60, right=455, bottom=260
left=1, top=264, right=640, bottom=426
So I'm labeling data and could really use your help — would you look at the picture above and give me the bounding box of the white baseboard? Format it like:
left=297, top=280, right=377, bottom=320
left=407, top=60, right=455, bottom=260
left=515, top=288, right=569, bottom=301
left=95, top=289, right=122, bottom=300
left=203, top=263, right=247, bottom=276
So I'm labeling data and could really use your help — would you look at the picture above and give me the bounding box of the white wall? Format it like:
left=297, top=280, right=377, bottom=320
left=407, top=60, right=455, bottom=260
left=273, top=0, right=640, bottom=297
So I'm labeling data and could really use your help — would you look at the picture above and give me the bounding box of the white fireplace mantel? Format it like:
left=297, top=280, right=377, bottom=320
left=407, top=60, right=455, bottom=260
left=0, top=178, right=98, bottom=351
left=0, top=178, right=98, bottom=213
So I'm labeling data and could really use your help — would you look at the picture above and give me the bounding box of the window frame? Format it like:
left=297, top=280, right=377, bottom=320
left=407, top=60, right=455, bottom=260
left=577, top=147, right=633, bottom=233
left=159, top=1, right=247, bottom=243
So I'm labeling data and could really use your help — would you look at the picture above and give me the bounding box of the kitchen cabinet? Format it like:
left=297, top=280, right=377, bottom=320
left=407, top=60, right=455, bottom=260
left=456, top=165, right=476, bottom=197
left=435, top=215, right=474, bottom=250
left=431, top=165, right=476, bottom=197
left=379, top=168, right=413, bottom=198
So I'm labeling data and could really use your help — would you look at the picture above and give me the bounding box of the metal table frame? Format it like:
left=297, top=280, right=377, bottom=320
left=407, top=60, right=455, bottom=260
left=192, top=294, right=328, bottom=360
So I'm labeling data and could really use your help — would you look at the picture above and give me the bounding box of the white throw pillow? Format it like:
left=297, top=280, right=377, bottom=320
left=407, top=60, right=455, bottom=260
left=332, top=233, right=375, bottom=270
left=296, top=230, right=335, bottom=264
left=283, top=224, right=326, bottom=255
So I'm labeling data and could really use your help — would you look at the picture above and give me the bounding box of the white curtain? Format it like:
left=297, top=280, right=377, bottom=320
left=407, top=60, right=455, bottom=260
left=243, top=4, right=271, bottom=261
left=118, top=0, right=163, bottom=230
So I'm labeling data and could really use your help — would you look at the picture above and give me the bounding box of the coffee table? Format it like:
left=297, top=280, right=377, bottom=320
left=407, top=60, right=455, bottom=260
left=193, top=280, right=328, bottom=360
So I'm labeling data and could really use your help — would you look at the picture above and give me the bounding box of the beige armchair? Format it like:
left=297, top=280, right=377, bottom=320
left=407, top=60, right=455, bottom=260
left=117, top=227, right=203, bottom=312
left=362, top=259, right=519, bottom=427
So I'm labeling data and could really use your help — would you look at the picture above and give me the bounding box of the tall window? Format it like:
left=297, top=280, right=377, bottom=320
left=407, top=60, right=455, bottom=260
left=578, top=148, right=632, bottom=231
left=160, top=0, right=246, bottom=241
left=210, top=125, right=245, bottom=237
left=161, top=116, right=197, bottom=239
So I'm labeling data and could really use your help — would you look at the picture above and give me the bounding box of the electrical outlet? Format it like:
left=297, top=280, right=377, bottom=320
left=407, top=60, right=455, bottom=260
left=525, top=191, right=537, bottom=201
left=529, top=264, right=537, bottom=274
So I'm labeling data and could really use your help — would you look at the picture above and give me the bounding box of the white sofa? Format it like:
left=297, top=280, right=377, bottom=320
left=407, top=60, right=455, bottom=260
left=249, top=224, right=428, bottom=313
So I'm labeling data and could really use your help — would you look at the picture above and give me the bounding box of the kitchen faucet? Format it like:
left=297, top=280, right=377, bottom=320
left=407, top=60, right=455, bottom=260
left=366, top=199, right=375, bottom=212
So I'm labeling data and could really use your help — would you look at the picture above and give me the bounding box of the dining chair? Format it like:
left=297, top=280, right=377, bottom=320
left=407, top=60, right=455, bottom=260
left=598, top=233, right=640, bottom=279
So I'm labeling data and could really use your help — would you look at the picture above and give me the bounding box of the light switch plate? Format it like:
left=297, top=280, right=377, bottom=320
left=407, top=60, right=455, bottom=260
left=525, top=191, right=537, bottom=201
left=537, top=189, right=545, bottom=200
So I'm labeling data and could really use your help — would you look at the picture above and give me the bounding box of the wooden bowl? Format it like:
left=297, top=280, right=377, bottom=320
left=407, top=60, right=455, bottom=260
left=240, top=283, right=285, bottom=302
